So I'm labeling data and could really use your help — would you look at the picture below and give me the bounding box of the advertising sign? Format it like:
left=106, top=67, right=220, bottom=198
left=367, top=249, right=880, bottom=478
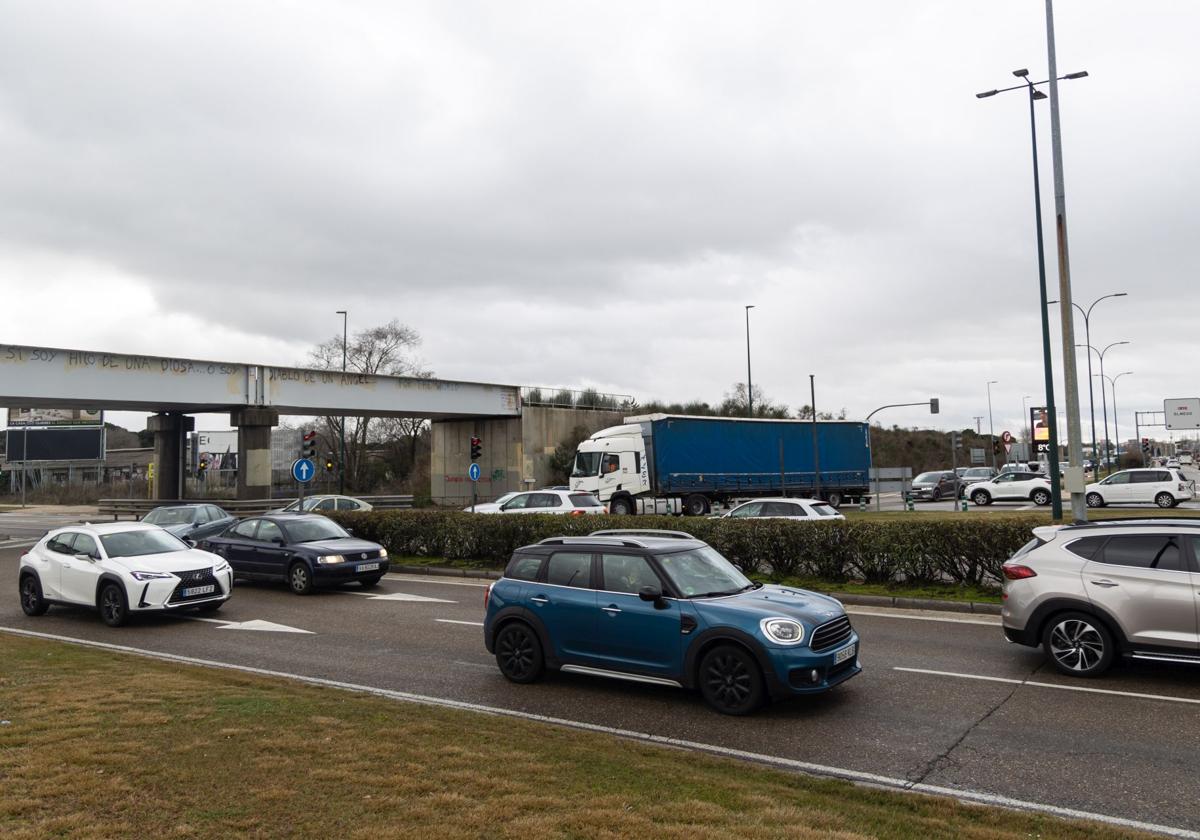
left=1030, top=406, right=1051, bottom=454
left=8, top=408, right=103, bottom=427
left=1164, top=398, right=1200, bottom=430
left=6, top=427, right=105, bottom=461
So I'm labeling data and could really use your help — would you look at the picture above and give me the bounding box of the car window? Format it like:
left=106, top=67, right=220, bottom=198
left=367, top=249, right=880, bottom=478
left=1065, top=535, right=1106, bottom=559
left=193, top=507, right=211, bottom=524
left=546, top=552, right=592, bottom=588
left=601, top=554, right=662, bottom=594
left=143, top=507, right=196, bottom=526
left=1130, top=472, right=1158, bottom=484
left=811, top=503, right=839, bottom=517
left=314, top=498, right=336, bottom=511
left=569, top=493, right=602, bottom=508
left=762, top=501, right=805, bottom=517
left=256, top=521, right=284, bottom=543
left=72, top=533, right=100, bottom=558
left=208, top=506, right=227, bottom=521
left=47, top=533, right=77, bottom=554
left=336, top=498, right=358, bottom=510
left=729, top=502, right=763, bottom=518
left=994, top=474, right=1013, bottom=484
left=505, top=554, right=543, bottom=581
left=1104, top=473, right=1131, bottom=485
left=1159, top=471, right=1174, bottom=483
left=502, top=494, right=530, bottom=510
left=534, top=493, right=563, bottom=509
left=1096, top=535, right=1185, bottom=571
left=601, top=453, right=621, bottom=475
left=230, top=519, right=260, bottom=539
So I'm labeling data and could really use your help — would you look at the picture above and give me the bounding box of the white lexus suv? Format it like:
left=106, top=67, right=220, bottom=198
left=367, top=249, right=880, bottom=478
left=19, top=522, right=233, bottom=627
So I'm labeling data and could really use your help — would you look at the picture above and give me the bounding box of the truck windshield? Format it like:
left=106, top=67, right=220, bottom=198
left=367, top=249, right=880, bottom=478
left=571, top=452, right=602, bottom=477
left=655, top=546, right=754, bottom=598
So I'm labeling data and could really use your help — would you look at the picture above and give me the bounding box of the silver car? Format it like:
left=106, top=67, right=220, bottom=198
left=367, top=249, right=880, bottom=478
left=1001, top=520, right=1200, bottom=677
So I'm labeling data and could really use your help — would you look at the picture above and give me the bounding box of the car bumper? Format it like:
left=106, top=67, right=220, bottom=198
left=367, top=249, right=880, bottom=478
left=763, top=632, right=862, bottom=698
left=312, top=559, right=391, bottom=583
left=131, top=568, right=234, bottom=612
left=908, top=489, right=938, bottom=500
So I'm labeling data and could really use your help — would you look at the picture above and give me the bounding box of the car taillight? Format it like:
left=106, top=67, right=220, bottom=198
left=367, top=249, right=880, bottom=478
left=1002, top=564, right=1037, bottom=580
left=484, top=582, right=493, bottom=611
left=570, top=509, right=584, bottom=516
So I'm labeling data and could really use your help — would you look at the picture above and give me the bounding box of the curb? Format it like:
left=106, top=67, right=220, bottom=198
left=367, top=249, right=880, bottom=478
left=387, top=564, right=1002, bottom=614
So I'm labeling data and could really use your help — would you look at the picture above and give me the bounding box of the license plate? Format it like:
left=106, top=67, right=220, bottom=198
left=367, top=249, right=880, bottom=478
left=834, top=643, right=857, bottom=665
left=357, top=562, right=380, bottom=573
left=182, top=584, right=216, bottom=598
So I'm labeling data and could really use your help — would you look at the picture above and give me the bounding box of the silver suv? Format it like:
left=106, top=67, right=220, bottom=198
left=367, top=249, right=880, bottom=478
left=1001, top=520, right=1200, bottom=677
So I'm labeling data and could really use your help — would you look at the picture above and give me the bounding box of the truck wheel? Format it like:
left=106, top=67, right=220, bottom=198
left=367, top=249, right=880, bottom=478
left=683, top=494, right=709, bottom=516
left=825, top=491, right=842, bottom=508
left=609, top=496, right=635, bottom=516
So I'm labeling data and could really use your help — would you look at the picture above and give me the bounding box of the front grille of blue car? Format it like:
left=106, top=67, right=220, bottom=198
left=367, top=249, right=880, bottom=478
left=810, top=616, right=853, bottom=652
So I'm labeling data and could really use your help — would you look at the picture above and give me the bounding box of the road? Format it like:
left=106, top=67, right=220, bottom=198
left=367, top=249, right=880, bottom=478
left=1, top=539, right=1197, bottom=837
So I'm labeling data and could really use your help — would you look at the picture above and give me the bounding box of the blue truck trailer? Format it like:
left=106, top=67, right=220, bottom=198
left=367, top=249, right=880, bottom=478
left=569, top=413, right=872, bottom=516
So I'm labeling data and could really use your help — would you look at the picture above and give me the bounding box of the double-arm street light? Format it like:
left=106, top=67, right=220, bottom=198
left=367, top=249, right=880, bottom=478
left=977, top=67, right=1086, bottom=519
left=744, top=305, right=755, bottom=418
left=1098, top=371, right=1133, bottom=470
left=1076, top=340, right=1129, bottom=473
left=1049, top=292, right=1127, bottom=464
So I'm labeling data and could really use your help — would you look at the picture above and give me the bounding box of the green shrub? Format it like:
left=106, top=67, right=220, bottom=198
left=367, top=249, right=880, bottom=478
left=330, top=511, right=1042, bottom=586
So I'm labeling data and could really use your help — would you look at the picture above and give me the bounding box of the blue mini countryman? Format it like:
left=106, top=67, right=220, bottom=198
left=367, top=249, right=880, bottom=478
left=483, top=530, right=861, bottom=715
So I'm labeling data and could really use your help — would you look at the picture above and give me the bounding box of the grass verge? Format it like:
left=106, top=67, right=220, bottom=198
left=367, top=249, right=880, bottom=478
left=0, top=633, right=1150, bottom=839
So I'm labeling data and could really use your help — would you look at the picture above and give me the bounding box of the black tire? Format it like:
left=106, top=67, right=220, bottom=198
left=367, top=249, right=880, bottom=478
left=971, top=490, right=991, bottom=506
left=826, top=491, right=843, bottom=508
left=1155, top=492, right=1177, bottom=509
left=609, top=496, right=635, bottom=516
left=1031, top=489, right=1051, bottom=507
left=494, top=622, right=545, bottom=684
left=19, top=574, right=49, bottom=616
left=1042, top=611, right=1115, bottom=677
left=930, top=489, right=941, bottom=502
left=1086, top=492, right=1105, bottom=509
left=288, top=562, right=314, bottom=596
left=360, top=576, right=383, bottom=589
left=683, top=494, right=709, bottom=517
left=99, top=582, right=129, bottom=627
left=698, top=644, right=765, bottom=716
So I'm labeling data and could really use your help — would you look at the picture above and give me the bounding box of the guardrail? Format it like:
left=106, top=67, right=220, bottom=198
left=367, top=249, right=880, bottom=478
left=96, top=495, right=413, bottom=521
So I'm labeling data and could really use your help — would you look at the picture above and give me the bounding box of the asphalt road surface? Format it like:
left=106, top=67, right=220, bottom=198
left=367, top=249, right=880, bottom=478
left=2, top=540, right=1198, bottom=837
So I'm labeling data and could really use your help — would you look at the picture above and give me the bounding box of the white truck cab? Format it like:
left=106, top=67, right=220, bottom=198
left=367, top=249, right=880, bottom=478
left=569, top=425, right=677, bottom=515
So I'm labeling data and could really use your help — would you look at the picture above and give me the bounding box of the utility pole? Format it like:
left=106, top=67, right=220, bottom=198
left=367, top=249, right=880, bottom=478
left=809, top=374, right=821, bottom=500
left=336, top=310, right=348, bottom=495
left=973, top=416, right=984, bottom=435
left=744, top=305, right=755, bottom=418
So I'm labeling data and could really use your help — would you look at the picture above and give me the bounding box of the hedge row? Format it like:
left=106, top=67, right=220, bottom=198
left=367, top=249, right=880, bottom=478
left=329, top=511, right=1040, bottom=587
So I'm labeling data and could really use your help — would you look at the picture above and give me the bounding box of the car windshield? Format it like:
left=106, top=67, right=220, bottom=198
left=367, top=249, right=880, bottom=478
left=99, top=529, right=189, bottom=558
left=143, top=507, right=196, bottom=526
left=571, top=451, right=602, bottom=478
left=655, top=546, right=754, bottom=598
left=914, top=472, right=941, bottom=484
left=282, top=518, right=350, bottom=543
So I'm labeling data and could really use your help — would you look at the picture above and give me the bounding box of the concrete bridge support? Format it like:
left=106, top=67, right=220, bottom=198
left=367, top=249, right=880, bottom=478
left=232, top=407, right=279, bottom=500
left=147, top=412, right=195, bottom=500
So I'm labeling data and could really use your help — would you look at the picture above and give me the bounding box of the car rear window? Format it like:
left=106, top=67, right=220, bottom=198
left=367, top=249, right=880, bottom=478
left=1065, top=535, right=1105, bottom=559
left=811, top=503, right=839, bottom=517
left=569, top=493, right=602, bottom=508
left=505, top=554, right=543, bottom=581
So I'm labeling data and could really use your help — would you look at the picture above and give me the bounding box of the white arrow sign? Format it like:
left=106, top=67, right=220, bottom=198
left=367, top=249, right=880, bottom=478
left=341, top=590, right=456, bottom=603
left=191, top=617, right=313, bottom=634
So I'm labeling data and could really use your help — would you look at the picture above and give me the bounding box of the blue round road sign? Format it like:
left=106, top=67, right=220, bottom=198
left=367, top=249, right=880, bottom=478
left=468, top=462, right=481, bottom=482
left=292, top=458, right=316, bottom=483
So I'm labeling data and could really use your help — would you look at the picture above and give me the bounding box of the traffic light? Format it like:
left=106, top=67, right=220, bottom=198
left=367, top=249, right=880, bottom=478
left=1141, top=438, right=1151, bottom=454
left=302, top=430, right=317, bottom=459
left=950, top=431, right=961, bottom=449
left=470, top=436, right=482, bottom=461
left=198, top=457, right=208, bottom=476
left=930, top=398, right=940, bottom=415
left=325, top=455, right=335, bottom=473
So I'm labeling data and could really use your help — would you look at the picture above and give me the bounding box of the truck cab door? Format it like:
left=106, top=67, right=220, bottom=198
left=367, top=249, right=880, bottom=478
left=597, top=453, right=625, bottom=499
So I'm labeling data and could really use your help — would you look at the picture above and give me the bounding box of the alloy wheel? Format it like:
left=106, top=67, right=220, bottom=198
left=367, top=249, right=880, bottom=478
left=100, top=586, right=126, bottom=626
left=703, top=652, right=753, bottom=709
left=1048, top=619, right=1105, bottom=672
left=497, top=627, right=536, bottom=680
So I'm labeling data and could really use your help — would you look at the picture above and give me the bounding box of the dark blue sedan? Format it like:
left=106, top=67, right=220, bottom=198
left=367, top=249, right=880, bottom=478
left=201, top=514, right=389, bottom=595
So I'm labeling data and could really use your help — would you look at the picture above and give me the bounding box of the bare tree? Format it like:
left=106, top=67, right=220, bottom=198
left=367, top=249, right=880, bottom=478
left=307, top=320, right=431, bottom=491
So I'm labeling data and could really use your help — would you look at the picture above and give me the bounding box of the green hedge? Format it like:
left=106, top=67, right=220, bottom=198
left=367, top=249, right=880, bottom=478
left=329, top=511, right=1040, bottom=587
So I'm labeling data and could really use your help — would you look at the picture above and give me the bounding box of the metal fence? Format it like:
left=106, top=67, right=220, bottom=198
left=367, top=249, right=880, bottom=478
left=520, top=386, right=633, bottom=410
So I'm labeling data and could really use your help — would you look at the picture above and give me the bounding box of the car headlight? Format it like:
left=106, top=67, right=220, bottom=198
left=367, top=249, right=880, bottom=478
left=378, top=548, right=388, bottom=559
left=212, top=560, right=231, bottom=574
left=760, top=617, right=805, bottom=645
left=131, top=571, right=175, bottom=581
left=317, top=555, right=345, bottom=565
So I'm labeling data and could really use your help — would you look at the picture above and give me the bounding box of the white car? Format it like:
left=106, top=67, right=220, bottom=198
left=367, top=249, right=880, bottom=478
left=19, top=522, right=233, bottom=627
left=276, top=494, right=373, bottom=513
left=967, top=471, right=1054, bottom=506
left=1166, top=458, right=1181, bottom=469
left=723, top=498, right=846, bottom=521
left=466, top=489, right=606, bottom=515
left=1085, top=468, right=1195, bottom=509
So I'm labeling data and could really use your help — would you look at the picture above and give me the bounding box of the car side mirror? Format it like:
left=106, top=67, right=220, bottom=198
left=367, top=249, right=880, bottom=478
left=272, top=537, right=286, bottom=546
left=185, top=539, right=198, bottom=548
left=345, top=528, right=355, bottom=536
left=638, top=585, right=664, bottom=606
left=74, top=553, right=96, bottom=563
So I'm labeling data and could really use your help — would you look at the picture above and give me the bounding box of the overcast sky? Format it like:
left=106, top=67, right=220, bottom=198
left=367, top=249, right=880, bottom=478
left=2, top=1, right=1197, bottom=444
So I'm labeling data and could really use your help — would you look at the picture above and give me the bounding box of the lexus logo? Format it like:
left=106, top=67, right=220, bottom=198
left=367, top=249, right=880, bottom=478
left=193, top=573, right=205, bottom=582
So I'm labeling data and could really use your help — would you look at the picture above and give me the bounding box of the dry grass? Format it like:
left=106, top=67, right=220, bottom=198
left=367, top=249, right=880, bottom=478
left=0, top=634, right=1150, bottom=840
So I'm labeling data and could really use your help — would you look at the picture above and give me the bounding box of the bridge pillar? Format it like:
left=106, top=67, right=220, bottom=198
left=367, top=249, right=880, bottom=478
left=231, top=408, right=279, bottom=500
left=147, top=412, right=195, bottom=500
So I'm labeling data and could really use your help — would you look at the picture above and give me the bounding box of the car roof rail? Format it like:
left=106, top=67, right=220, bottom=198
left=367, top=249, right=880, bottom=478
left=1062, top=519, right=1200, bottom=531
left=588, top=529, right=696, bottom=540
left=537, top=536, right=646, bottom=548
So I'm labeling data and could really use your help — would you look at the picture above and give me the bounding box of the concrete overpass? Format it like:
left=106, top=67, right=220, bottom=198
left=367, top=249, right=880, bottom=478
left=0, top=343, right=520, bottom=499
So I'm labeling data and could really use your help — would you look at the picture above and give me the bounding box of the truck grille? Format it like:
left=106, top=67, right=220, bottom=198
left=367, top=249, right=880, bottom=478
left=810, top=616, right=853, bottom=652
left=168, top=568, right=220, bottom=603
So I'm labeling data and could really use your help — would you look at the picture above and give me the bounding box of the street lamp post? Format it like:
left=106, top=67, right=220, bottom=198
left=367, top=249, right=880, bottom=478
left=986, top=380, right=998, bottom=468
left=1077, top=341, right=1129, bottom=474
left=1022, top=395, right=1032, bottom=460
left=1100, top=371, right=1133, bottom=469
left=744, top=305, right=755, bottom=418
left=977, top=67, right=1085, bottom=520
left=336, top=310, right=348, bottom=494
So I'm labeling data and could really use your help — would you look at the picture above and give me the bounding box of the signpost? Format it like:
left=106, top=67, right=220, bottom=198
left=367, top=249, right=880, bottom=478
left=292, top=457, right=315, bottom=507
left=1165, top=398, right=1200, bottom=430
left=468, top=461, right=480, bottom=513
left=1030, top=406, right=1051, bottom=455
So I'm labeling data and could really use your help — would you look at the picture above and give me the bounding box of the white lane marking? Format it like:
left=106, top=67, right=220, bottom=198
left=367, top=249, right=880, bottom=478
left=1, top=626, right=1195, bottom=840
left=181, top=616, right=314, bottom=634
left=896, top=667, right=1200, bottom=706
left=339, top=590, right=456, bottom=603
left=0, top=539, right=39, bottom=550
left=845, top=607, right=998, bottom=627
left=383, top=575, right=490, bottom=588
left=436, top=619, right=484, bottom=627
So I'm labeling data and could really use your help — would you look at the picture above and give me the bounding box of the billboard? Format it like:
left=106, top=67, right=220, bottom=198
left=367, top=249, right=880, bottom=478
left=1030, top=406, right=1051, bottom=454
left=1165, top=398, right=1200, bottom=430
left=6, top=427, right=105, bottom=461
left=8, top=408, right=103, bottom=427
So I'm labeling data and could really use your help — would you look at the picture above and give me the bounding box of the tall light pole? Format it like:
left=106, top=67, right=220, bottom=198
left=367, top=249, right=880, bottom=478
left=336, top=310, right=348, bottom=495
left=1049, top=292, right=1127, bottom=462
left=986, top=381, right=998, bottom=468
left=1100, top=371, right=1133, bottom=469
left=744, top=305, right=755, bottom=418
left=977, top=67, right=1084, bottom=520
left=1022, top=395, right=1032, bottom=457
left=1078, top=341, right=1129, bottom=473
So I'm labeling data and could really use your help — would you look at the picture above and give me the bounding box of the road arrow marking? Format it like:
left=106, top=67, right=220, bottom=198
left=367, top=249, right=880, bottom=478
left=216, top=619, right=314, bottom=634
left=338, top=590, right=456, bottom=603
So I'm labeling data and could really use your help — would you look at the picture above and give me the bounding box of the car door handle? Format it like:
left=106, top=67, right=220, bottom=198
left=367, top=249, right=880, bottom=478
left=1089, top=579, right=1119, bottom=588
left=530, top=596, right=549, bottom=604
left=601, top=606, right=622, bottom=614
